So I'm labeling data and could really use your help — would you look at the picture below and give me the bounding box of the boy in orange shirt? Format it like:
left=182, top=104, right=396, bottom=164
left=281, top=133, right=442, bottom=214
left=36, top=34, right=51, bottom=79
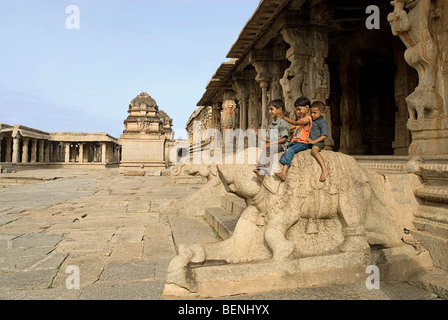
left=275, top=96, right=312, bottom=181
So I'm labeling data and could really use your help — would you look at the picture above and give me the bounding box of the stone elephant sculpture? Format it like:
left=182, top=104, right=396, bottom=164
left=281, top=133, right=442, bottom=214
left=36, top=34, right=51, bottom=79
left=166, top=150, right=405, bottom=287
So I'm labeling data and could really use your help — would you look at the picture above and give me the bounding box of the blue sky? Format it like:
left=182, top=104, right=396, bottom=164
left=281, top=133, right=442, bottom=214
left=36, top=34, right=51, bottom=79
left=0, top=0, right=260, bottom=139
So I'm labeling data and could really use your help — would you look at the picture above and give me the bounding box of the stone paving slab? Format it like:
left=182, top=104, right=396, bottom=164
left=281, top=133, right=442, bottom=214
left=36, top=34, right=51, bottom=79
left=51, top=254, right=110, bottom=288
left=10, top=234, right=63, bottom=248
left=99, top=261, right=156, bottom=283
left=78, top=280, right=165, bottom=300
left=143, top=224, right=177, bottom=260
left=0, top=269, right=58, bottom=291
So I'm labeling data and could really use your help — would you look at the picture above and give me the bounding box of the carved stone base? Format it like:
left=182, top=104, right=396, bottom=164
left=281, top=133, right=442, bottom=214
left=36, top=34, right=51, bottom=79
left=408, top=120, right=448, bottom=156
left=163, top=247, right=432, bottom=298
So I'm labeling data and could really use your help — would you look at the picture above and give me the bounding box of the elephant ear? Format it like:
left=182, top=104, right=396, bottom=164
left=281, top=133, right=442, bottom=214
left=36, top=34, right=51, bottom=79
left=262, top=175, right=282, bottom=195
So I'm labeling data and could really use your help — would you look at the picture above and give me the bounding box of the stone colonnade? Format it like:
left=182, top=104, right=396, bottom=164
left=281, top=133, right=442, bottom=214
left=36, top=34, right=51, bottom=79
left=0, top=126, right=121, bottom=165
left=190, top=1, right=421, bottom=156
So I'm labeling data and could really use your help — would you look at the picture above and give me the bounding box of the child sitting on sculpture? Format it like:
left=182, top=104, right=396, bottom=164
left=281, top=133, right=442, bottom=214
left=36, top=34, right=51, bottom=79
left=275, top=96, right=313, bottom=181
left=308, top=101, right=330, bottom=182
left=252, top=99, right=290, bottom=180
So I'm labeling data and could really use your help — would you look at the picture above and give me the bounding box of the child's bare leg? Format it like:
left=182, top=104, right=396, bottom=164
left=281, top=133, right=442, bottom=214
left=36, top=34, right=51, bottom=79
left=311, top=146, right=330, bottom=182
left=275, top=165, right=288, bottom=181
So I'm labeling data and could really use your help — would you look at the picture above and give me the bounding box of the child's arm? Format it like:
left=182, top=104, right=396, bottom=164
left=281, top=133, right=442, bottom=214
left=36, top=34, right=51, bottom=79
left=308, top=135, right=327, bottom=145
left=270, top=136, right=287, bottom=145
left=282, top=115, right=310, bottom=126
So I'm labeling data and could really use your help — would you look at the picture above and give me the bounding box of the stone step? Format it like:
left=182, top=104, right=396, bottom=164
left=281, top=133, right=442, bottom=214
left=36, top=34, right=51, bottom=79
left=205, top=207, right=238, bottom=240
left=220, top=193, right=247, bottom=218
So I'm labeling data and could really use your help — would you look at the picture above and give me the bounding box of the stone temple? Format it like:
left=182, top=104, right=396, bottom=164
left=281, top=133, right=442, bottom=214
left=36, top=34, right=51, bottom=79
left=119, top=92, right=176, bottom=175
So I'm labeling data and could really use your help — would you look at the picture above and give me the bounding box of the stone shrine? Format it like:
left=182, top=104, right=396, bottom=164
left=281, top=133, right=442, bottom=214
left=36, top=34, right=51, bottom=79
left=119, top=92, right=174, bottom=175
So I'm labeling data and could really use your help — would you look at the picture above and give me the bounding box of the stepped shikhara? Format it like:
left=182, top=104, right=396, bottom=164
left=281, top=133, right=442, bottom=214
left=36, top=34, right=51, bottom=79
left=119, top=92, right=174, bottom=174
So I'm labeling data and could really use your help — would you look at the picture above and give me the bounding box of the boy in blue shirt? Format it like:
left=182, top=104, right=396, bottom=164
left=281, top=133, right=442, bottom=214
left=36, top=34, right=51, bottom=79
left=307, top=101, right=330, bottom=182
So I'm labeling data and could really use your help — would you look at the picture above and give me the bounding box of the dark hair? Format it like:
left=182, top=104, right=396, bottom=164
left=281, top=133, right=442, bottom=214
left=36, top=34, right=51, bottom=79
left=294, top=96, right=311, bottom=108
left=311, top=101, right=325, bottom=111
left=268, top=99, right=285, bottom=111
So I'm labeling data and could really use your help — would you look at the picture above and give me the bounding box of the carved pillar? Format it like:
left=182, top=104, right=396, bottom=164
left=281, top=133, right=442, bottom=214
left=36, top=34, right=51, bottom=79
left=270, top=46, right=288, bottom=102
left=232, top=75, right=250, bottom=131
left=22, top=138, right=29, bottom=163
left=388, top=0, right=448, bottom=272
left=221, top=90, right=237, bottom=130
left=248, top=81, right=261, bottom=128
left=388, top=0, right=447, bottom=155
left=11, top=131, right=20, bottom=164
left=251, top=54, right=273, bottom=129
left=280, top=28, right=311, bottom=118
left=30, top=139, right=37, bottom=163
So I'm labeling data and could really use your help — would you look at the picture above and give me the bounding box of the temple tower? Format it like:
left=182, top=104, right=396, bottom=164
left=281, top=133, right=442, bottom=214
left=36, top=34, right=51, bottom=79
left=119, top=92, right=173, bottom=174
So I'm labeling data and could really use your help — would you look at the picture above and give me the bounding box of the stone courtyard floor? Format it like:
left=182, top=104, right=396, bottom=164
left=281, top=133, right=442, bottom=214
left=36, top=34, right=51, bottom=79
left=0, top=168, right=444, bottom=300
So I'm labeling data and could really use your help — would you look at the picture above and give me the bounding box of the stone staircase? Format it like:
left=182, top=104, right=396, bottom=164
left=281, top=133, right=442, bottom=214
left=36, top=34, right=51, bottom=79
left=205, top=192, right=247, bottom=239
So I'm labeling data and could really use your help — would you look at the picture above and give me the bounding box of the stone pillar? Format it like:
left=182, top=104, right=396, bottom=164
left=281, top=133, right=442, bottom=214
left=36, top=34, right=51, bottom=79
left=64, top=143, right=70, bottom=163
left=251, top=56, right=273, bottom=129
left=5, top=138, right=12, bottom=162
left=260, top=81, right=269, bottom=129
left=232, top=75, right=250, bottom=131
left=248, top=81, right=261, bottom=129
left=22, top=138, right=29, bottom=163
left=30, top=139, right=37, bottom=163
left=44, top=142, right=50, bottom=162
left=11, top=131, right=20, bottom=164
left=388, top=0, right=448, bottom=272
left=101, top=143, right=107, bottom=163
left=79, top=143, right=84, bottom=163
left=221, top=90, right=237, bottom=130
left=51, top=143, right=59, bottom=162
left=280, top=28, right=311, bottom=117
left=38, top=141, right=44, bottom=163
left=388, top=0, right=447, bottom=155
left=49, top=143, right=54, bottom=162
